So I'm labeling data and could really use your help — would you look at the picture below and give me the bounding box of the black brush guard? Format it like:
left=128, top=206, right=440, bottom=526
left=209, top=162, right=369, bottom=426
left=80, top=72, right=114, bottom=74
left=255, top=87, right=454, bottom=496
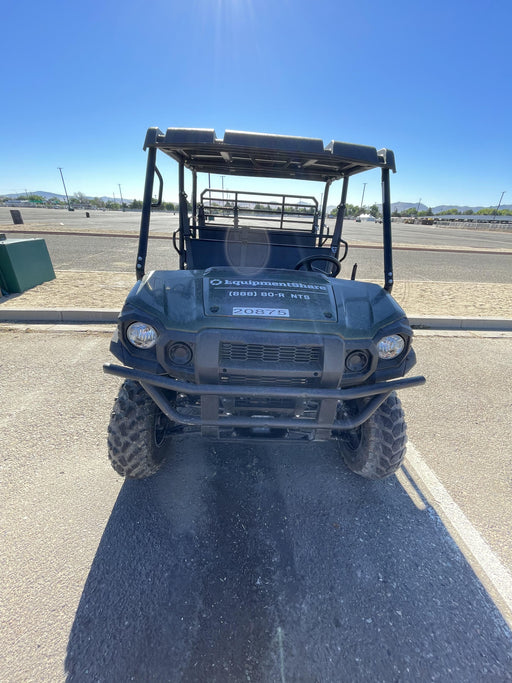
left=103, top=363, right=425, bottom=438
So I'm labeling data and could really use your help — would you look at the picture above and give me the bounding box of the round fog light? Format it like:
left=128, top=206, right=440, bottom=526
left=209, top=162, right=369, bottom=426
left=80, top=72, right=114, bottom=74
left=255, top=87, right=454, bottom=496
left=168, top=342, right=193, bottom=365
left=126, top=322, right=158, bottom=349
left=377, top=334, right=405, bottom=360
left=345, top=350, right=369, bottom=372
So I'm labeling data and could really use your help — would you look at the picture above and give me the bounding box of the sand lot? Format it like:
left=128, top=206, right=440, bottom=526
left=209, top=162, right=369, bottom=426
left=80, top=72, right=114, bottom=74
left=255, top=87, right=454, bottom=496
left=1, top=270, right=511, bottom=319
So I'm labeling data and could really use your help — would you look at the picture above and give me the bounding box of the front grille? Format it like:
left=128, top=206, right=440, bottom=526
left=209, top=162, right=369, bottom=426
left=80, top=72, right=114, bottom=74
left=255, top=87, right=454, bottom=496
left=220, top=342, right=322, bottom=365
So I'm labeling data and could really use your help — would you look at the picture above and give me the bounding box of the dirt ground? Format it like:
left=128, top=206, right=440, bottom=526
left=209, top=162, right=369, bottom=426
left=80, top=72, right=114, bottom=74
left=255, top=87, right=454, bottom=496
left=1, top=270, right=511, bottom=318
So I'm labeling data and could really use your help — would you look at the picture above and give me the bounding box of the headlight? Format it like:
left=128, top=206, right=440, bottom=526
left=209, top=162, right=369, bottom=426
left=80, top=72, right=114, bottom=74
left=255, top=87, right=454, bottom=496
left=126, top=322, right=158, bottom=349
left=377, top=334, right=405, bottom=360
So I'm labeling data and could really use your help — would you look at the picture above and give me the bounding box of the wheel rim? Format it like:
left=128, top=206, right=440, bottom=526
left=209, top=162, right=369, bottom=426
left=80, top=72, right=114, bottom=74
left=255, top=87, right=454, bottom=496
left=341, top=426, right=362, bottom=452
left=336, top=400, right=363, bottom=454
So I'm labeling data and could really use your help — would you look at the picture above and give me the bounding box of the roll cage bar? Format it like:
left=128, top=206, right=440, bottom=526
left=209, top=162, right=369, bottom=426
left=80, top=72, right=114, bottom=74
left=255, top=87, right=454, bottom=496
left=136, top=128, right=397, bottom=291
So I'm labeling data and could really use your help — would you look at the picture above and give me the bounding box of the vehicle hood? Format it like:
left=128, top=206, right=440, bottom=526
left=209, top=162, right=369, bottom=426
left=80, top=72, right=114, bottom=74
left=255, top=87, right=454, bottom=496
left=122, top=267, right=407, bottom=339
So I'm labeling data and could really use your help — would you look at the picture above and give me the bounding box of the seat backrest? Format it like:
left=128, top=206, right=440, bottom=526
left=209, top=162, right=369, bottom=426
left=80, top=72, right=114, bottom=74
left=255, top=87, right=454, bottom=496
left=186, top=228, right=332, bottom=272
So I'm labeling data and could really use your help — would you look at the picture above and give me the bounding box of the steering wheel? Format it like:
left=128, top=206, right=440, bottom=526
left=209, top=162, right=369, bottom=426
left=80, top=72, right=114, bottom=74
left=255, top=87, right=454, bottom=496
left=294, top=254, right=342, bottom=277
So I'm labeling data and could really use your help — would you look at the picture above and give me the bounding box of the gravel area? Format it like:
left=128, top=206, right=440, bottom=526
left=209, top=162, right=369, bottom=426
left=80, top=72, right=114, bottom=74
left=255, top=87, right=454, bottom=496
left=1, top=270, right=511, bottom=318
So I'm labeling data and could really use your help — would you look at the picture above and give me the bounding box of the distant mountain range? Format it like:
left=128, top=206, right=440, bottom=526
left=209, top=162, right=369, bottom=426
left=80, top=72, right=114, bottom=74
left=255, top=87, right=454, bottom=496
left=339, top=202, right=512, bottom=214
left=390, top=202, right=484, bottom=214
left=3, top=192, right=511, bottom=214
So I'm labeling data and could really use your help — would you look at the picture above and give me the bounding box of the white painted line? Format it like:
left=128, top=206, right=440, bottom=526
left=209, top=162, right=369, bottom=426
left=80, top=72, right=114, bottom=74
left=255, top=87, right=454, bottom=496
left=404, top=442, right=512, bottom=624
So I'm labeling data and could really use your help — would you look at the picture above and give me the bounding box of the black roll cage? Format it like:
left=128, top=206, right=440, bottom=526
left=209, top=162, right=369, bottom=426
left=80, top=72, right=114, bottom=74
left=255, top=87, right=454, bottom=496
left=135, top=128, right=397, bottom=291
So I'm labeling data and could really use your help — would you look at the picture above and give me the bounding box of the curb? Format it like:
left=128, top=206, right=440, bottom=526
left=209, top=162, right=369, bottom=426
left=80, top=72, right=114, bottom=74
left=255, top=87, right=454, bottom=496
left=1, top=308, right=511, bottom=331
left=408, top=316, right=512, bottom=332
left=0, top=309, right=119, bottom=323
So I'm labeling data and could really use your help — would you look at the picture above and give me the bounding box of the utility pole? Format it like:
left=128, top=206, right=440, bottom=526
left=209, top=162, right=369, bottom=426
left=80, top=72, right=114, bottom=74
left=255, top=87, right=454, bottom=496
left=119, top=184, right=125, bottom=211
left=58, top=167, right=72, bottom=211
left=417, top=197, right=422, bottom=213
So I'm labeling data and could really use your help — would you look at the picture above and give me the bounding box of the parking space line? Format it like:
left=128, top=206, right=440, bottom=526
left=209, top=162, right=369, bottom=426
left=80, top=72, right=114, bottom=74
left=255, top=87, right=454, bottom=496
left=403, top=442, right=512, bottom=627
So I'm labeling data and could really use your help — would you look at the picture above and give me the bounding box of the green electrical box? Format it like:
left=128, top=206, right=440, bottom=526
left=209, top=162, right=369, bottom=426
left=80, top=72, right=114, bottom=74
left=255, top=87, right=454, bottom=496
left=0, top=238, right=56, bottom=294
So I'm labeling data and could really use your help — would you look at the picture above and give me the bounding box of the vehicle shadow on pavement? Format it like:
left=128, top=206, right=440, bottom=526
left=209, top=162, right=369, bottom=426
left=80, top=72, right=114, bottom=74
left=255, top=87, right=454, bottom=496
left=65, top=440, right=512, bottom=682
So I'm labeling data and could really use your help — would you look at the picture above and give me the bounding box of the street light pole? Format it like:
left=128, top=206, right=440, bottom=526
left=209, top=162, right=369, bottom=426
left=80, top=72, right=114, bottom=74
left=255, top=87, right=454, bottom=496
left=360, top=183, right=367, bottom=212
left=58, top=167, right=72, bottom=211
left=119, top=184, right=125, bottom=211
left=494, top=191, right=506, bottom=220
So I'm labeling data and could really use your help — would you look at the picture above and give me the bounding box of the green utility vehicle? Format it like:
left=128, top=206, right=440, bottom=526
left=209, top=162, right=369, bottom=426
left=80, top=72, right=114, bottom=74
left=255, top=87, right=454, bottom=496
left=104, top=128, right=425, bottom=479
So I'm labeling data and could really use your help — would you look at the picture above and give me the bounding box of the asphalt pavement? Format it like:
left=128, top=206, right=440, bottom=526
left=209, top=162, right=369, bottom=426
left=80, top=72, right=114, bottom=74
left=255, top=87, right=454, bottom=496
left=1, top=329, right=512, bottom=682
left=3, top=230, right=512, bottom=283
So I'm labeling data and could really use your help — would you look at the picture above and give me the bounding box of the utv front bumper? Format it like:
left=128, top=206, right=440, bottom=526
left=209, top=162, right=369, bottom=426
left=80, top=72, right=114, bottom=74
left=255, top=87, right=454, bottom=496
left=103, top=363, right=425, bottom=440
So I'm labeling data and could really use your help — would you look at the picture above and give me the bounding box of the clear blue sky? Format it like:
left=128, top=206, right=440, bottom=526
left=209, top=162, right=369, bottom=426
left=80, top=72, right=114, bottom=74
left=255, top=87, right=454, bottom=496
left=2, top=0, right=511, bottom=208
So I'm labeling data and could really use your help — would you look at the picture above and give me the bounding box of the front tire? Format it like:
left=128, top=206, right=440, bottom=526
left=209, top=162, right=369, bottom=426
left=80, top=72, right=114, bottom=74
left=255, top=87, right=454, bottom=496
left=336, top=392, right=407, bottom=480
left=107, top=380, right=174, bottom=479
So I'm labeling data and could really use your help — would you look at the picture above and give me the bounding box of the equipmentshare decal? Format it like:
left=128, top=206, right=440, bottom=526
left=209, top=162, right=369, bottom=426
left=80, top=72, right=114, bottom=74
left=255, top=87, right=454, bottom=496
left=209, top=278, right=327, bottom=292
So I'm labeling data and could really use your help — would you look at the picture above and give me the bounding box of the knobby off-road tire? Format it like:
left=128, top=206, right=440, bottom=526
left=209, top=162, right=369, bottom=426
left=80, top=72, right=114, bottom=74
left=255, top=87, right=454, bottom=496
left=337, top=392, right=407, bottom=480
left=107, top=380, right=173, bottom=479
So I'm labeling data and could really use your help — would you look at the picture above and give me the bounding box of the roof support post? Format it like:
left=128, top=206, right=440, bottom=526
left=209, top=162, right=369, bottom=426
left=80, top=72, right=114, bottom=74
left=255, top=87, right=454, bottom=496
left=192, top=170, right=197, bottom=229
left=330, top=176, right=349, bottom=256
left=319, top=179, right=332, bottom=240
left=178, top=162, right=189, bottom=269
left=381, top=168, right=394, bottom=292
left=136, top=146, right=157, bottom=280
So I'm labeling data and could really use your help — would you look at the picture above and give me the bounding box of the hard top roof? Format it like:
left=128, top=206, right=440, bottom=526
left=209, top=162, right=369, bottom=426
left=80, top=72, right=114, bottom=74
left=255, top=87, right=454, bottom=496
left=144, top=127, right=396, bottom=182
